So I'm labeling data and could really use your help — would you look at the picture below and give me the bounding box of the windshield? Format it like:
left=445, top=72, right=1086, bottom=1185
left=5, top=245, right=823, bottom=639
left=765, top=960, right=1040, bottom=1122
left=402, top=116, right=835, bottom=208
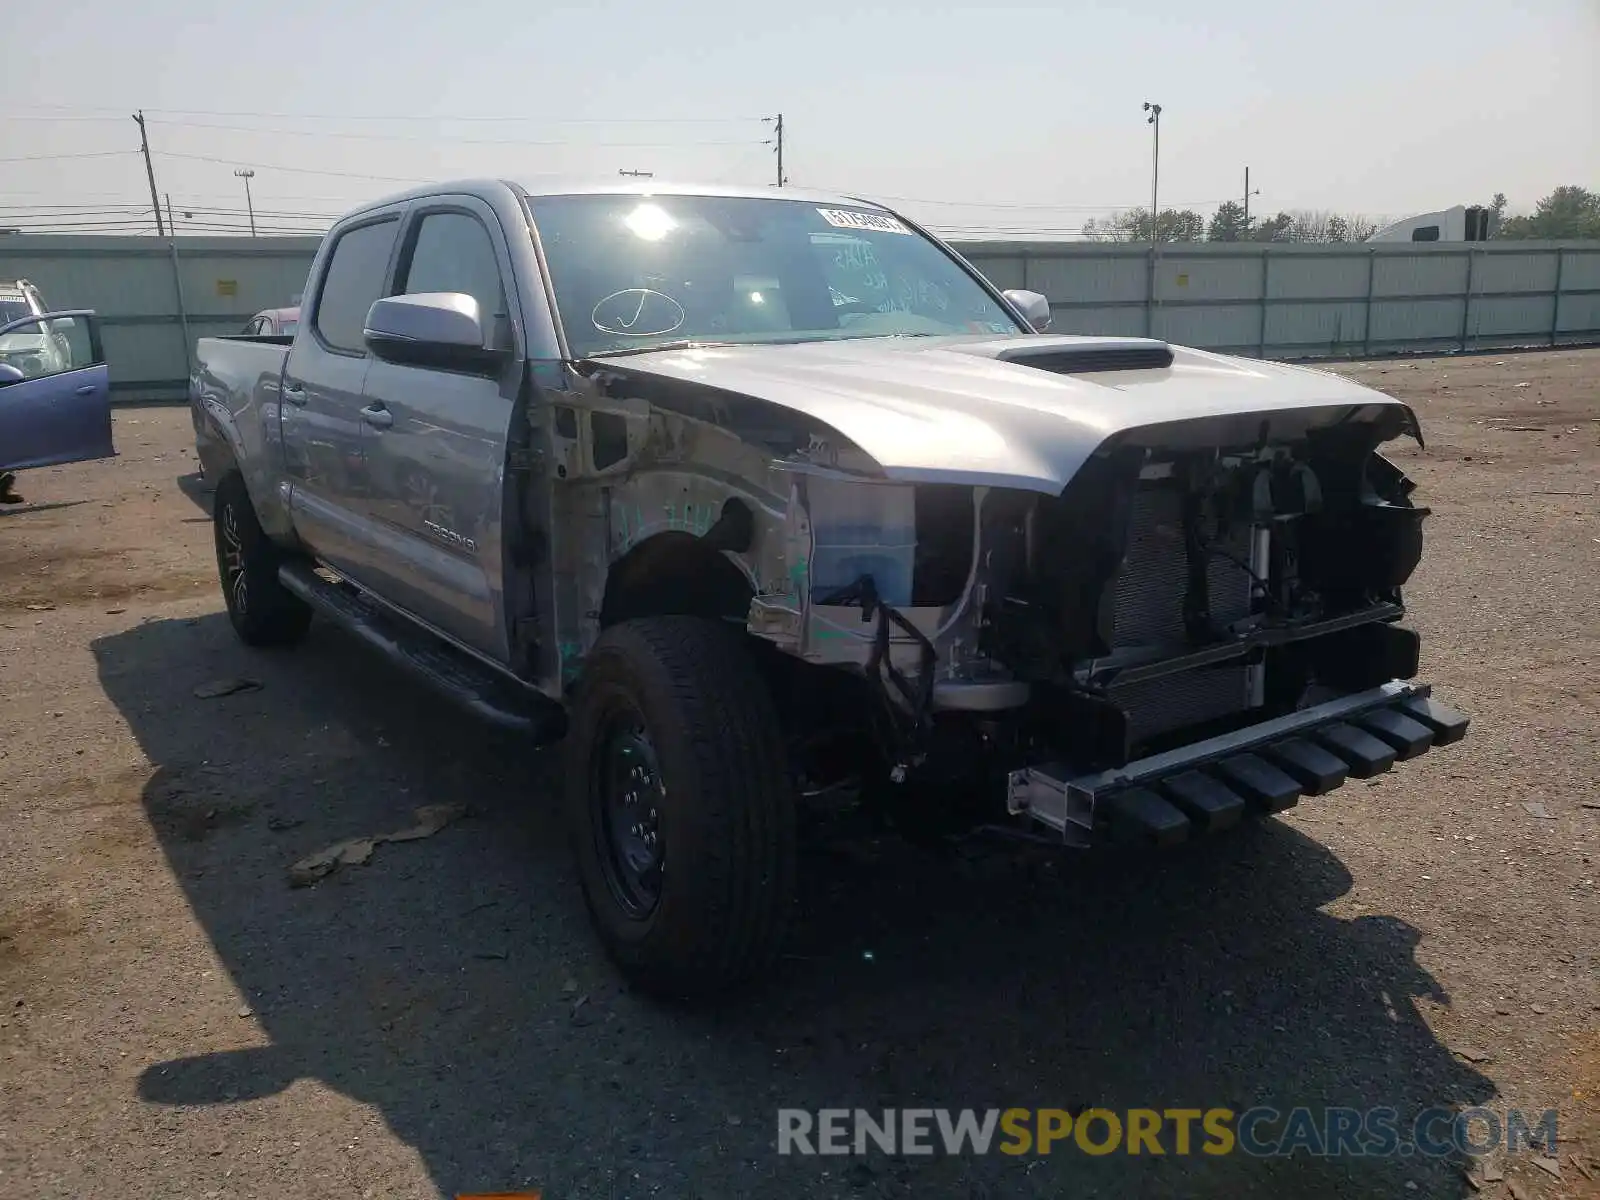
left=0, top=300, right=33, bottom=328
left=527, top=194, right=1022, bottom=358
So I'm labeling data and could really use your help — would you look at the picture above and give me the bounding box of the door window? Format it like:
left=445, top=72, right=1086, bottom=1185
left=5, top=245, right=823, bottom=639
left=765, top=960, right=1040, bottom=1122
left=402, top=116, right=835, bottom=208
left=0, top=316, right=99, bottom=380
left=313, top=218, right=399, bottom=353
left=397, top=211, right=508, bottom=348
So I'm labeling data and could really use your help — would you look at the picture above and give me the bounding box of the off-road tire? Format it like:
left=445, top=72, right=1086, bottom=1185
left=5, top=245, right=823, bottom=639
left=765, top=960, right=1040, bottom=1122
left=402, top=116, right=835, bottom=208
left=213, top=471, right=312, bottom=647
left=564, top=616, right=797, bottom=997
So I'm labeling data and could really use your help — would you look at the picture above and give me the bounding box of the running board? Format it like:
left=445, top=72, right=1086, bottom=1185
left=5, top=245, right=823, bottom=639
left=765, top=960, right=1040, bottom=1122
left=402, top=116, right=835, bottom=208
left=1007, top=681, right=1469, bottom=847
left=278, top=562, right=565, bottom=743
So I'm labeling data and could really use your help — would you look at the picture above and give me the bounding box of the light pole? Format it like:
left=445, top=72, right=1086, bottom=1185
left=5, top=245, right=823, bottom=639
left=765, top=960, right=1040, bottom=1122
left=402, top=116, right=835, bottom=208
left=1143, top=102, right=1162, bottom=242
left=233, top=169, right=257, bottom=237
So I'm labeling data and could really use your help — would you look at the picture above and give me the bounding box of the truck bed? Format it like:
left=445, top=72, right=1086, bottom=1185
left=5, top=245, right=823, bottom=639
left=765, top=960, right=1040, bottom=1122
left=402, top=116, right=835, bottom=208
left=190, top=336, right=292, bottom=482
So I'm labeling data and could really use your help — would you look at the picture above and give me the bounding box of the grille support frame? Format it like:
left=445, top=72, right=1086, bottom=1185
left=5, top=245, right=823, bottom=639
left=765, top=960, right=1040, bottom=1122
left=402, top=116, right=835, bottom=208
left=1099, top=483, right=1266, bottom=743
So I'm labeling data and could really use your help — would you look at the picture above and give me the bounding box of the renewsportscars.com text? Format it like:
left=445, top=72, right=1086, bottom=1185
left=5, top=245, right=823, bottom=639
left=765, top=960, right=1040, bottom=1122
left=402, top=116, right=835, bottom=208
left=777, top=1106, right=1558, bottom=1159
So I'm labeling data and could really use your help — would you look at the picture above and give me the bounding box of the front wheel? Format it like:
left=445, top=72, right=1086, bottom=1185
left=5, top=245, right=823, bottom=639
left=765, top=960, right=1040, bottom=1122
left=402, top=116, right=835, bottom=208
left=564, top=617, right=797, bottom=997
left=213, top=471, right=311, bottom=647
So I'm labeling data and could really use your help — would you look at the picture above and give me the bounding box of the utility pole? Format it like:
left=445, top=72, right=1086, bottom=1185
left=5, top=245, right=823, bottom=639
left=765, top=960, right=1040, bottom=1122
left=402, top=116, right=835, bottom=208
left=132, top=111, right=165, bottom=237
left=1243, top=166, right=1260, bottom=236
left=1143, top=102, right=1162, bottom=242
left=765, top=113, right=786, bottom=187
left=165, top=193, right=175, bottom=235
left=618, top=168, right=653, bottom=178
left=234, top=169, right=257, bottom=237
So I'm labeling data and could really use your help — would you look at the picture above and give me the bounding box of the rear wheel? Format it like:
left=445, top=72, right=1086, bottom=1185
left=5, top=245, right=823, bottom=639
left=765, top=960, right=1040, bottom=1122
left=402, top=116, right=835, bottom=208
left=564, top=617, right=797, bottom=997
left=213, top=471, right=311, bottom=647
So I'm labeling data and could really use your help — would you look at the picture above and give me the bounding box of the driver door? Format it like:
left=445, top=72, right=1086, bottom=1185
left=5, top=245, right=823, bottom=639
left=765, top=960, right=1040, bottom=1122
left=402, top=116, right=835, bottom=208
left=0, top=310, right=114, bottom=472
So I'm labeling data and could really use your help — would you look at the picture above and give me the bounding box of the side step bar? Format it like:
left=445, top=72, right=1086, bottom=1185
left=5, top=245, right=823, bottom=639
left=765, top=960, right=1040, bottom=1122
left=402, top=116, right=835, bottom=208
left=1009, top=682, right=1468, bottom=847
left=278, top=562, right=566, bottom=743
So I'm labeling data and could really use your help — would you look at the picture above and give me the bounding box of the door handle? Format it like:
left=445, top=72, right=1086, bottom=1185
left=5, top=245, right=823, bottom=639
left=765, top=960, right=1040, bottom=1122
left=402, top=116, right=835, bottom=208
left=75, top=385, right=95, bottom=395
left=361, top=404, right=393, bottom=430
left=282, top=382, right=308, bottom=406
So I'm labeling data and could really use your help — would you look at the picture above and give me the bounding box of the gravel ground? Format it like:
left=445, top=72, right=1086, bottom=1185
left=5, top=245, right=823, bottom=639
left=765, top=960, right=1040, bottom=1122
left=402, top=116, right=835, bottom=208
left=1, top=350, right=1596, bottom=1200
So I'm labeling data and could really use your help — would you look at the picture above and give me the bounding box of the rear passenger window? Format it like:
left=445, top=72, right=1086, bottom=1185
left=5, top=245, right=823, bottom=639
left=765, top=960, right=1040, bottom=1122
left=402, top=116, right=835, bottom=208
left=398, top=212, right=508, bottom=348
left=314, top=218, right=398, bottom=353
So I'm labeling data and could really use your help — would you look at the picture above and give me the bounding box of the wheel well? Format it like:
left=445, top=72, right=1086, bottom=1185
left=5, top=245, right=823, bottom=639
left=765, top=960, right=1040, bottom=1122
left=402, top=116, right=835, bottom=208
left=196, top=417, right=241, bottom=482
left=600, top=533, right=754, bottom=628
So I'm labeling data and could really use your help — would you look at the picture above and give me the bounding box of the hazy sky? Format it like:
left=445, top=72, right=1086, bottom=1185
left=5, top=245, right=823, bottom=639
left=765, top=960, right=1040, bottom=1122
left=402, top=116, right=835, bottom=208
left=2, top=0, right=1596, bottom=236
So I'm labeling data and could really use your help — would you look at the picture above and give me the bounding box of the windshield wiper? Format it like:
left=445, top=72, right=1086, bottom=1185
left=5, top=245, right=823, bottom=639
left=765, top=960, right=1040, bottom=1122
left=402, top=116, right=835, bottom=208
left=582, top=331, right=944, bottom=361
left=583, top=339, right=732, bottom=359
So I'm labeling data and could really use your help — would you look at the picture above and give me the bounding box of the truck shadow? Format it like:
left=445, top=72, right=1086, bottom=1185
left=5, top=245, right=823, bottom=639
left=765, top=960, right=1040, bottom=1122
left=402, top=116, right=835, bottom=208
left=92, top=614, right=1492, bottom=1199
left=175, top=470, right=213, bottom=514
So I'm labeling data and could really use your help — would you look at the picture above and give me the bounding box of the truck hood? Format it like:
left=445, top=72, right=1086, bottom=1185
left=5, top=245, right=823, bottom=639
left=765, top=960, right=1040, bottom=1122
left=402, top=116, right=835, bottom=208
left=593, top=335, right=1417, bottom=493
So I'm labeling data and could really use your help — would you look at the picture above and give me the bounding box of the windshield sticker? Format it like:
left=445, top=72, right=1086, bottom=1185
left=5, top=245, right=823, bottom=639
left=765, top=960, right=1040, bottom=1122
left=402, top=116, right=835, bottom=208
left=816, top=208, right=911, bottom=235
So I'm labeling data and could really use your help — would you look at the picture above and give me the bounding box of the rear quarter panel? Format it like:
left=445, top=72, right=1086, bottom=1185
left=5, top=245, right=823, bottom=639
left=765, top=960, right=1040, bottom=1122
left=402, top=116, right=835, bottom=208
left=190, top=337, right=296, bottom=538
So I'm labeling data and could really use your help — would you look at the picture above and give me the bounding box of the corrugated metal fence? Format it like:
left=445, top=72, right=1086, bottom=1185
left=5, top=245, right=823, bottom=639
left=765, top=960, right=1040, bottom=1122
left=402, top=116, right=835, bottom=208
left=0, top=234, right=320, bottom=401
left=2, top=233, right=1596, bottom=402
left=952, top=239, right=1600, bottom=360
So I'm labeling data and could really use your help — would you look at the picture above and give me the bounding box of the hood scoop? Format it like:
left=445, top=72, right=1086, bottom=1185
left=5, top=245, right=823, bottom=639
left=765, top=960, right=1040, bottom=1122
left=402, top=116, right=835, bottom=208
left=991, top=337, right=1175, bottom=375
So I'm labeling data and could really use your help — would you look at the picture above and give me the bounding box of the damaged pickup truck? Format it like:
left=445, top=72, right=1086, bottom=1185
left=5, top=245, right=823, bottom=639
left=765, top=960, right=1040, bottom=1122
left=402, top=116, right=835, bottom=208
left=191, top=181, right=1469, bottom=995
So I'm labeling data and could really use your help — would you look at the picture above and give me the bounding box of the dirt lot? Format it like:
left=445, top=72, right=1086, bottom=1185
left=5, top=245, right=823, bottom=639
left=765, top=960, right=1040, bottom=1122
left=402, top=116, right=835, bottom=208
left=1, top=351, right=1596, bottom=1200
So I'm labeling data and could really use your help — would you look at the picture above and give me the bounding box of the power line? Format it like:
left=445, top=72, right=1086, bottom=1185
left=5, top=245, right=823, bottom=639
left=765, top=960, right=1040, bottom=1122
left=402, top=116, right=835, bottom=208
left=0, top=220, right=170, bottom=230
left=11, top=103, right=763, bottom=124
left=153, top=150, right=747, bottom=186
left=144, top=118, right=766, bottom=147
left=4, top=114, right=132, bottom=123
left=3, top=218, right=324, bottom=232
left=0, top=203, right=152, bottom=211
left=0, top=149, right=136, bottom=164
left=837, top=190, right=1236, bottom=211
left=0, top=203, right=334, bottom=216
left=153, top=151, right=433, bottom=184
left=0, top=187, right=391, bottom=202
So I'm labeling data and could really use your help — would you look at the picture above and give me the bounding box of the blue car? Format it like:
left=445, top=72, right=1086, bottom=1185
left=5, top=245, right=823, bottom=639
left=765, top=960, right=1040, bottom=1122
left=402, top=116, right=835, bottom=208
left=0, top=309, right=115, bottom=502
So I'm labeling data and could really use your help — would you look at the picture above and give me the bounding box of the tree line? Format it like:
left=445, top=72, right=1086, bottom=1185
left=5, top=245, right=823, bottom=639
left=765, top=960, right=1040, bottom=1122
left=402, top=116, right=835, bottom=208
left=1490, top=187, right=1600, bottom=239
left=1081, top=206, right=1380, bottom=243
left=1078, top=185, right=1598, bottom=243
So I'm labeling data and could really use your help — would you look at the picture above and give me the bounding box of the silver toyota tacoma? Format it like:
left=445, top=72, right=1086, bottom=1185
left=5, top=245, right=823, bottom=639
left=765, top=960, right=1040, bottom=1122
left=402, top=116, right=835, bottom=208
left=191, top=180, right=1469, bottom=996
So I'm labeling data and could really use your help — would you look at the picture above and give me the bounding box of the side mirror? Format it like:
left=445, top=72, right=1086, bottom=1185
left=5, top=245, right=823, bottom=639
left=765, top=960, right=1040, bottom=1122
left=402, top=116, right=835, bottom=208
left=51, top=317, right=77, bottom=331
left=0, top=363, right=24, bottom=385
left=363, top=293, right=504, bottom=372
left=1002, top=289, right=1052, bottom=333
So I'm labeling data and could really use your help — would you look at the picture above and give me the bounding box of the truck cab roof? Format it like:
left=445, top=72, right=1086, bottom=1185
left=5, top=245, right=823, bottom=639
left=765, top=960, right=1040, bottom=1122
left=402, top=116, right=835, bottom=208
left=343, top=179, right=899, bottom=223
left=0, top=279, right=47, bottom=325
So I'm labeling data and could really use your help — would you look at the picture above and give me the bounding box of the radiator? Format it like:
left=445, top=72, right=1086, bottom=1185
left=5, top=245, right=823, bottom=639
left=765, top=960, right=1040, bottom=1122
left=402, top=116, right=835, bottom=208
left=1109, top=486, right=1254, bottom=647
left=1107, top=485, right=1257, bottom=742
left=1109, top=666, right=1254, bottom=743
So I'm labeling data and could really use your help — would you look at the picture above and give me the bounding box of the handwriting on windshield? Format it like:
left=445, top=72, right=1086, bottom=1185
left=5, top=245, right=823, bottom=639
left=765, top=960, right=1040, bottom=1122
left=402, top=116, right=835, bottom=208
left=591, top=289, right=686, bottom=338
left=829, top=241, right=888, bottom=300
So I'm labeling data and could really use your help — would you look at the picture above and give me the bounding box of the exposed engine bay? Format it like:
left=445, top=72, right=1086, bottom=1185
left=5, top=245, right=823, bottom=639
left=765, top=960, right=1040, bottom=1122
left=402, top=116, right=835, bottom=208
left=738, top=410, right=1427, bottom=830
left=538, top=335, right=1459, bottom=847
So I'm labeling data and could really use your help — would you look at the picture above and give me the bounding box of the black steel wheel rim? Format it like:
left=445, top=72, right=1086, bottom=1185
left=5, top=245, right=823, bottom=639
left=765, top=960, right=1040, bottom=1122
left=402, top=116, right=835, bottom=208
left=590, top=698, right=665, bottom=918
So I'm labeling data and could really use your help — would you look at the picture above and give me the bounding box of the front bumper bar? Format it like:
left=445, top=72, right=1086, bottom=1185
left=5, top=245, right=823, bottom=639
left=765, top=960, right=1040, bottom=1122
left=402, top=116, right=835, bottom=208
left=1006, top=681, right=1469, bottom=847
